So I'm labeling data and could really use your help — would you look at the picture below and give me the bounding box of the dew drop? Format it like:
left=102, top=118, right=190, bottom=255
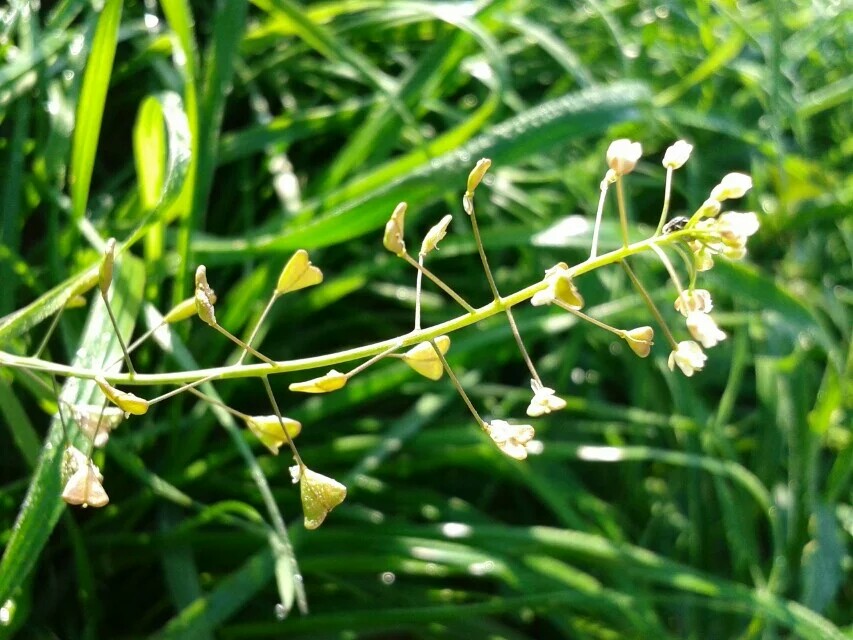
left=380, top=571, right=396, bottom=585
left=0, top=599, right=15, bottom=626
left=274, top=603, right=287, bottom=620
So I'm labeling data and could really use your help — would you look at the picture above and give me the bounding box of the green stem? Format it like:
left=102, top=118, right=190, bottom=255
left=654, top=168, right=674, bottom=236
left=102, top=294, right=136, bottom=375
left=430, top=339, right=486, bottom=429
left=261, top=376, right=304, bottom=468
left=589, top=181, right=610, bottom=259
left=237, top=294, right=278, bottom=365
left=402, top=252, right=475, bottom=313
left=555, top=302, right=624, bottom=337
left=1, top=231, right=694, bottom=386
left=621, top=260, right=678, bottom=349
left=616, top=176, right=630, bottom=248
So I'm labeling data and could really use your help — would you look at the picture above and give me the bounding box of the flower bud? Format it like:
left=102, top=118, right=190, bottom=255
left=674, top=289, right=713, bottom=317
left=485, top=420, right=535, bottom=460
left=420, top=215, right=452, bottom=255
left=289, top=369, right=348, bottom=394
left=61, top=446, right=109, bottom=508
left=245, top=415, right=302, bottom=455
left=710, top=172, right=752, bottom=201
left=96, top=376, right=150, bottom=415
left=276, top=249, right=323, bottom=296
left=606, top=139, right=642, bottom=175
left=99, top=238, right=116, bottom=297
left=402, top=335, right=450, bottom=380
left=292, top=466, right=347, bottom=529
left=667, top=340, right=707, bottom=377
left=696, top=198, right=722, bottom=218
left=622, top=326, right=654, bottom=357
left=662, top=140, right=693, bottom=170
left=466, top=158, right=491, bottom=193
left=194, top=265, right=217, bottom=326
left=383, top=202, right=407, bottom=256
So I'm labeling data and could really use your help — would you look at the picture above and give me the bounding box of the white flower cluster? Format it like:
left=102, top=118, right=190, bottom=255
left=668, top=288, right=726, bottom=376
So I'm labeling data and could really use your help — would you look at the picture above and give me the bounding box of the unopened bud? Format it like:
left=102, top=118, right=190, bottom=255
left=420, top=215, right=452, bottom=255
left=383, top=202, right=407, bottom=255
left=466, top=158, right=491, bottom=193
left=99, top=238, right=116, bottom=297
left=194, top=266, right=217, bottom=326
left=606, top=139, right=642, bottom=175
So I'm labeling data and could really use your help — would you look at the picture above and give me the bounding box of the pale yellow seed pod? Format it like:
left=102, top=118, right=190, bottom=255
left=244, top=415, right=302, bottom=455
left=383, top=202, right=407, bottom=256
left=99, top=238, right=116, bottom=297
left=163, top=296, right=212, bottom=324
left=289, top=369, right=348, bottom=394
left=66, top=295, right=88, bottom=309
left=96, top=376, right=150, bottom=415
left=296, top=467, right=347, bottom=529
left=402, top=335, right=451, bottom=380
left=276, top=249, right=323, bottom=296
left=622, top=326, right=655, bottom=358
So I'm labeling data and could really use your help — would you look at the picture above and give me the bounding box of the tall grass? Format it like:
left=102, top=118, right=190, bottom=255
left=0, top=1, right=849, bottom=638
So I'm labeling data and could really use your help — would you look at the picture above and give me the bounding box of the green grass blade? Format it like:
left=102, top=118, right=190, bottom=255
left=68, top=0, right=123, bottom=221
left=0, top=252, right=145, bottom=605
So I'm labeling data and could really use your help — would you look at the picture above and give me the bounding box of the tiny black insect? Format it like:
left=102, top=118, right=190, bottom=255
left=662, top=216, right=689, bottom=234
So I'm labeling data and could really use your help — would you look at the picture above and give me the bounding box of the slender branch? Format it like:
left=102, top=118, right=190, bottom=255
left=237, top=294, right=278, bottom=365
left=589, top=181, right=609, bottom=260
left=102, top=294, right=136, bottom=374
left=555, top=302, right=624, bottom=337
left=402, top=252, right=475, bottom=313
left=1, top=231, right=695, bottom=386
left=261, top=376, right=304, bottom=468
left=503, top=307, right=541, bottom=385
left=615, top=176, right=630, bottom=248
left=621, top=260, right=678, bottom=349
left=212, top=323, right=276, bottom=365
left=414, top=253, right=425, bottom=331
left=430, top=339, right=486, bottom=429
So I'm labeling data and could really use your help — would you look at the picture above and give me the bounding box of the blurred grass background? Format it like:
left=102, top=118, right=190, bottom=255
left=0, top=0, right=850, bottom=638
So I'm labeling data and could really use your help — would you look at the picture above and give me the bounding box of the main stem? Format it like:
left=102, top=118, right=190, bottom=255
left=1, top=232, right=692, bottom=386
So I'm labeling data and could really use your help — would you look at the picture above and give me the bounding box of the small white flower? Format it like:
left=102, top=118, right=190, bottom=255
left=531, top=263, right=584, bottom=309
left=686, top=312, right=726, bottom=348
left=710, top=172, right=752, bottom=201
left=485, top=420, right=535, bottom=460
left=662, top=140, right=693, bottom=170
left=61, top=446, right=109, bottom=508
left=526, top=380, right=566, bottom=417
left=667, top=341, right=708, bottom=377
left=606, top=139, right=642, bottom=175
left=674, top=289, right=713, bottom=317
left=717, top=211, right=759, bottom=246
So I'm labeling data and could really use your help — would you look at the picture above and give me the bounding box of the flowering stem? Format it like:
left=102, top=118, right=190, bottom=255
left=469, top=201, right=541, bottom=384
left=654, top=168, right=674, bottom=236
left=2, top=230, right=696, bottom=386
left=555, top=302, right=624, bottom=337
left=34, top=307, right=64, bottom=359
left=237, top=294, right=278, bottom=365
left=616, top=176, right=630, bottom=248
left=429, top=339, right=486, bottom=430
left=402, top=252, right=475, bottom=313
left=261, top=375, right=305, bottom=468
left=620, top=260, right=679, bottom=349
left=589, top=181, right=609, bottom=260
left=414, top=253, right=425, bottom=331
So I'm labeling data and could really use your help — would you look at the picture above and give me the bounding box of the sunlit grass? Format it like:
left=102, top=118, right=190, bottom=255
left=0, top=1, right=850, bottom=638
